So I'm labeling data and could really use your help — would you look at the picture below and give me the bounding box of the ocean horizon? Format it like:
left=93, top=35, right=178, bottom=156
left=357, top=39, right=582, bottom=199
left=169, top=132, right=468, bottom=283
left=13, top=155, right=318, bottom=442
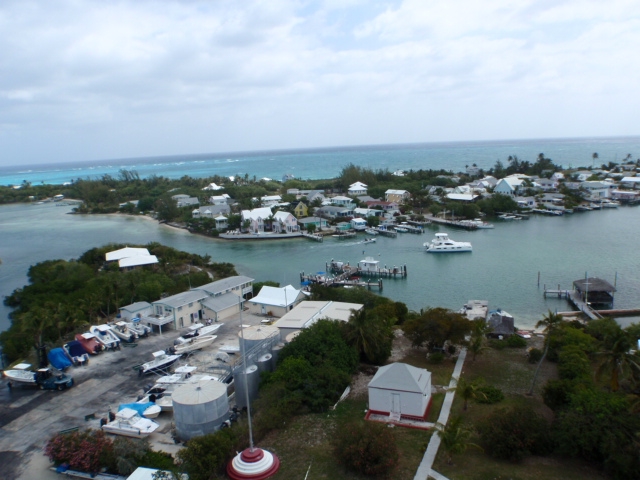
left=2, top=135, right=640, bottom=187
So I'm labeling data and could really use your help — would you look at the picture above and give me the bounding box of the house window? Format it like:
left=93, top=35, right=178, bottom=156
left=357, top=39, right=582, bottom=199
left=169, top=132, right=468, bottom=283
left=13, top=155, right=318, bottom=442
left=178, top=306, right=183, bottom=312
left=189, top=302, right=193, bottom=308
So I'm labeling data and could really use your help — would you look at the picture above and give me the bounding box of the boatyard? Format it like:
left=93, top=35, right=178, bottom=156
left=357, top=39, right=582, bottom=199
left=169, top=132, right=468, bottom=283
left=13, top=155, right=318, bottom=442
left=0, top=309, right=271, bottom=480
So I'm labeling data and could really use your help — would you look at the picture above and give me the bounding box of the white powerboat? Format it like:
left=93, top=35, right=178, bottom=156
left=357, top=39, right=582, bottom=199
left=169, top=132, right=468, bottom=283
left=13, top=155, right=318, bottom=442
left=111, top=321, right=138, bottom=343
left=364, top=228, right=379, bottom=235
left=424, top=233, right=472, bottom=253
left=102, top=408, right=159, bottom=438
left=172, top=335, right=217, bottom=355
left=90, top=325, right=121, bottom=350
left=601, top=201, right=620, bottom=208
left=362, top=238, right=376, bottom=244
left=174, top=322, right=224, bottom=345
left=126, top=318, right=151, bottom=338
left=460, top=218, right=494, bottom=229
left=2, top=363, right=37, bottom=384
left=139, top=350, right=181, bottom=376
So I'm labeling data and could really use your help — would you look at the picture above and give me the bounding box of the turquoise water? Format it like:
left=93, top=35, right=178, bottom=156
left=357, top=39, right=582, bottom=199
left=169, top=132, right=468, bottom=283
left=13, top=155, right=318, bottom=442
left=1, top=202, right=639, bottom=332
left=2, top=136, right=640, bottom=186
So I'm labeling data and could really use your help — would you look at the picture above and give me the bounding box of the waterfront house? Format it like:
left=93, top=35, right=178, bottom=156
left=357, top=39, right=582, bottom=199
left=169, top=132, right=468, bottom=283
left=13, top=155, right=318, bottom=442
left=486, top=309, right=515, bottom=337
left=298, top=216, right=328, bottom=230
left=151, top=290, right=210, bottom=329
left=581, top=181, right=611, bottom=199
left=494, top=176, right=524, bottom=196
left=348, top=181, right=368, bottom=196
left=272, top=211, right=299, bottom=233
left=315, top=206, right=354, bottom=219
left=533, top=178, right=558, bottom=191
left=192, top=204, right=231, bottom=218
left=351, top=217, right=368, bottom=230
left=611, top=189, right=640, bottom=202
left=213, top=215, right=228, bottom=230
left=621, top=177, right=640, bottom=189
left=367, top=363, right=432, bottom=420
left=292, top=202, right=308, bottom=218
left=105, top=247, right=159, bottom=270
left=172, top=194, right=200, bottom=208
left=241, top=207, right=273, bottom=233
left=249, top=285, right=305, bottom=317
left=335, top=221, right=352, bottom=231
left=282, top=173, right=295, bottom=182
left=274, top=301, right=363, bottom=341
left=385, top=189, right=410, bottom=203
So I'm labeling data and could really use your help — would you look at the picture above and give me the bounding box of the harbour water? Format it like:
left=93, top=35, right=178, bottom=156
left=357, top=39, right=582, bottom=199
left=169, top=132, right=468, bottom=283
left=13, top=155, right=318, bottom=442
left=1, top=201, right=639, bottom=333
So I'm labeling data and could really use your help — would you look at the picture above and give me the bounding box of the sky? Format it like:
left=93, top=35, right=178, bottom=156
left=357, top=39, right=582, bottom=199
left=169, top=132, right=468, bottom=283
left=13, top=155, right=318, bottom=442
left=1, top=0, right=639, bottom=167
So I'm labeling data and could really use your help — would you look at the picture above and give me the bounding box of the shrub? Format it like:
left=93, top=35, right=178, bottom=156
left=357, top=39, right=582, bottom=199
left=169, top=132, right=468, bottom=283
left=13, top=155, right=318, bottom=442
left=528, top=347, right=543, bottom=364
left=177, top=429, right=237, bottom=480
left=505, top=335, right=527, bottom=348
left=429, top=352, right=445, bottom=364
left=45, top=429, right=114, bottom=474
left=333, top=421, right=399, bottom=477
left=477, top=406, right=553, bottom=461
left=475, top=385, right=504, bottom=404
left=557, top=345, right=591, bottom=380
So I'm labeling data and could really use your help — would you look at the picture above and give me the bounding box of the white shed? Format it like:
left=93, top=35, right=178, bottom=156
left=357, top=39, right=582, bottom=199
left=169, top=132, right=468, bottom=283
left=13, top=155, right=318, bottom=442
left=368, top=363, right=431, bottom=419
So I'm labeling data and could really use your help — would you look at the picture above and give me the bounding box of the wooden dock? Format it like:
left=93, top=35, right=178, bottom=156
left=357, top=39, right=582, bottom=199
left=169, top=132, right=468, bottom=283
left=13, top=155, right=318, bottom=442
left=302, top=232, right=323, bottom=242
left=543, top=288, right=602, bottom=320
left=332, top=231, right=357, bottom=240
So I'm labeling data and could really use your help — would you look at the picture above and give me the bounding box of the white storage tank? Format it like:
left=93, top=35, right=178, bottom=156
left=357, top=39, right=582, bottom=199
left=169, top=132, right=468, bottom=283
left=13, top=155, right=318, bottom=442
left=172, top=379, right=230, bottom=441
left=233, top=364, right=259, bottom=409
left=256, top=353, right=273, bottom=373
left=271, top=343, right=285, bottom=370
left=238, top=325, right=279, bottom=353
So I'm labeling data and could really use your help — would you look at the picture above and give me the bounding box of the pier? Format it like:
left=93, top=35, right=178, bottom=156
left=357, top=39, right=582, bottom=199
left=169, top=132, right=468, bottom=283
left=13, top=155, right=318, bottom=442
left=302, top=232, right=323, bottom=242
left=375, top=227, right=397, bottom=238
left=424, top=215, right=478, bottom=230
left=332, top=231, right=357, bottom=240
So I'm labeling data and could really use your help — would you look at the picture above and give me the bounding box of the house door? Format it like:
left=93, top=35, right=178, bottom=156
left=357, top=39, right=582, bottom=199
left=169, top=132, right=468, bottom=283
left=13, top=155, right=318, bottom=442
left=391, top=393, right=401, bottom=414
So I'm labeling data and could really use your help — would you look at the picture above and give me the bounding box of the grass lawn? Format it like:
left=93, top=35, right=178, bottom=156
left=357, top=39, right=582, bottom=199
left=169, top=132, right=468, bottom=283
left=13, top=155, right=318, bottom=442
left=431, top=341, right=609, bottom=479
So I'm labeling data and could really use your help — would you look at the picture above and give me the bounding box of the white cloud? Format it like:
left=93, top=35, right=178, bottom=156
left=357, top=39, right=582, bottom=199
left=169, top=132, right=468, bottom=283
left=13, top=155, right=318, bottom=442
left=0, top=0, right=638, bottom=165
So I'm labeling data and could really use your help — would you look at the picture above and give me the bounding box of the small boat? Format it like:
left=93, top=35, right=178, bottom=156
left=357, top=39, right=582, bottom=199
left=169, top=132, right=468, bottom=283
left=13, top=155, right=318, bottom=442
left=459, top=219, right=494, bottom=229
left=139, top=350, right=181, bottom=376
left=364, top=228, right=379, bottom=235
left=175, top=322, right=224, bottom=345
left=2, top=363, right=37, bottom=384
left=424, top=233, right=472, bottom=253
left=75, top=333, right=104, bottom=354
left=498, top=214, right=517, bottom=220
left=63, top=341, right=90, bottom=366
left=362, top=238, right=376, bottom=244
left=394, top=227, right=408, bottom=233
left=90, top=325, right=121, bottom=351
left=601, top=201, right=620, bottom=208
left=126, top=318, right=151, bottom=338
left=102, top=408, right=159, bottom=438
left=172, top=335, right=217, bottom=356
left=111, top=321, right=138, bottom=343
left=143, top=404, right=162, bottom=419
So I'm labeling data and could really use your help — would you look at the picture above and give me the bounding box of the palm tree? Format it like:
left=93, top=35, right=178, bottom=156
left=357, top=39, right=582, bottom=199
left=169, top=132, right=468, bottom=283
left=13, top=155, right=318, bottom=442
left=596, top=327, right=640, bottom=392
left=528, top=310, right=563, bottom=395
left=343, top=308, right=391, bottom=363
left=450, top=376, right=486, bottom=410
left=468, top=319, right=491, bottom=361
left=435, top=416, right=481, bottom=465
left=592, top=152, right=599, bottom=168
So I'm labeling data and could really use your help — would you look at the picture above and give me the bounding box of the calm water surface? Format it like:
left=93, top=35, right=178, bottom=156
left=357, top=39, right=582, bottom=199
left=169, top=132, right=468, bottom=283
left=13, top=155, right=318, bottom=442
left=1, top=203, right=639, bottom=332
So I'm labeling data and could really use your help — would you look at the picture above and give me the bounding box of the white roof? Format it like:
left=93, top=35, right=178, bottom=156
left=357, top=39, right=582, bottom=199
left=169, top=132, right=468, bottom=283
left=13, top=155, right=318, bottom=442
left=118, top=255, right=159, bottom=268
left=127, top=467, right=175, bottom=480
left=385, top=189, right=409, bottom=194
left=203, top=183, right=223, bottom=190
left=446, top=193, right=478, bottom=201
left=369, top=363, right=431, bottom=393
left=242, top=207, right=273, bottom=221
left=273, top=211, right=293, bottom=221
left=251, top=285, right=301, bottom=307
left=105, top=247, right=150, bottom=262
left=349, top=181, right=368, bottom=189
left=274, top=301, right=363, bottom=330
left=351, top=217, right=367, bottom=224
left=621, top=176, right=640, bottom=183
left=332, top=195, right=353, bottom=202
left=261, top=195, right=282, bottom=201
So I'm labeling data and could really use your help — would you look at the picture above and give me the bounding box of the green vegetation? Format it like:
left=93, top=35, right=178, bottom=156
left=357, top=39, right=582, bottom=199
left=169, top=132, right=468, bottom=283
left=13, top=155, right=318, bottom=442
left=403, top=307, right=472, bottom=352
left=332, top=420, right=399, bottom=476
left=0, top=243, right=235, bottom=362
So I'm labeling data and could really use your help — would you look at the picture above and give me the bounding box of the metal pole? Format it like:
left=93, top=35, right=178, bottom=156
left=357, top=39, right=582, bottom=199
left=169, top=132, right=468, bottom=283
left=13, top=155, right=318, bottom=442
left=239, top=298, right=254, bottom=451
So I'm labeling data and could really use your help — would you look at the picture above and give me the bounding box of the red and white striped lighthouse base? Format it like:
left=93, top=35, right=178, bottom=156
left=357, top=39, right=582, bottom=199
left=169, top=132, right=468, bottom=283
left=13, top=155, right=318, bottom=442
left=227, top=447, right=280, bottom=480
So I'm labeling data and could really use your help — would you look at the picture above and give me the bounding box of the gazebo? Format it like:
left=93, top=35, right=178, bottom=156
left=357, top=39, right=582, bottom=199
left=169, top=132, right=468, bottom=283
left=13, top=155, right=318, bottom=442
left=573, top=277, right=616, bottom=307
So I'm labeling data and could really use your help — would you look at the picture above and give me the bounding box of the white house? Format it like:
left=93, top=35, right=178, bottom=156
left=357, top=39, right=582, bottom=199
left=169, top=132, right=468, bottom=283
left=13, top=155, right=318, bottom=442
left=272, top=211, right=299, bottom=233
left=249, top=285, right=306, bottom=317
left=581, top=181, right=610, bottom=199
left=494, top=176, right=524, bottom=196
left=202, top=183, right=224, bottom=191
left=209, top=194, right=231, bottom=205
left=331, top=195, right=354, bottom=207
left=260, top=195, right=282, bottom=207
left=385, top=189, right=411, bottom=203
left=348, top=181, right=368, bottom=196
left=241, top=207, right=273, bottom=233
left=367, top=363, right=432, bottom=419
left=350, top=217, right=368, bottom=230
left=105, top=247, right=158, bottom=270
left=353, top=207, right=383, bottom=218
left=118, top=301, right=153, bottom=321
left=621, top=177, right=640, bottom=189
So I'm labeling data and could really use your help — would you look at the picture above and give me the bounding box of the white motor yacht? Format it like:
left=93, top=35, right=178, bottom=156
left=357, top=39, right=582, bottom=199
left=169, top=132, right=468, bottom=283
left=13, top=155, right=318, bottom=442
left=102, top=408, right=159, bottom=438
left=424, top=233, right=472, bottom=253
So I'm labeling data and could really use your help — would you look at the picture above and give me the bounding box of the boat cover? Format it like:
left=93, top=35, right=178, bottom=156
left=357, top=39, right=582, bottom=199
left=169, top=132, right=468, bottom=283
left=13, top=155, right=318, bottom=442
left=118, top=402, right=154, bottom=416
left=48, top=348, right=73, bottom=371
left=66, top=340, right=88, bottom=357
